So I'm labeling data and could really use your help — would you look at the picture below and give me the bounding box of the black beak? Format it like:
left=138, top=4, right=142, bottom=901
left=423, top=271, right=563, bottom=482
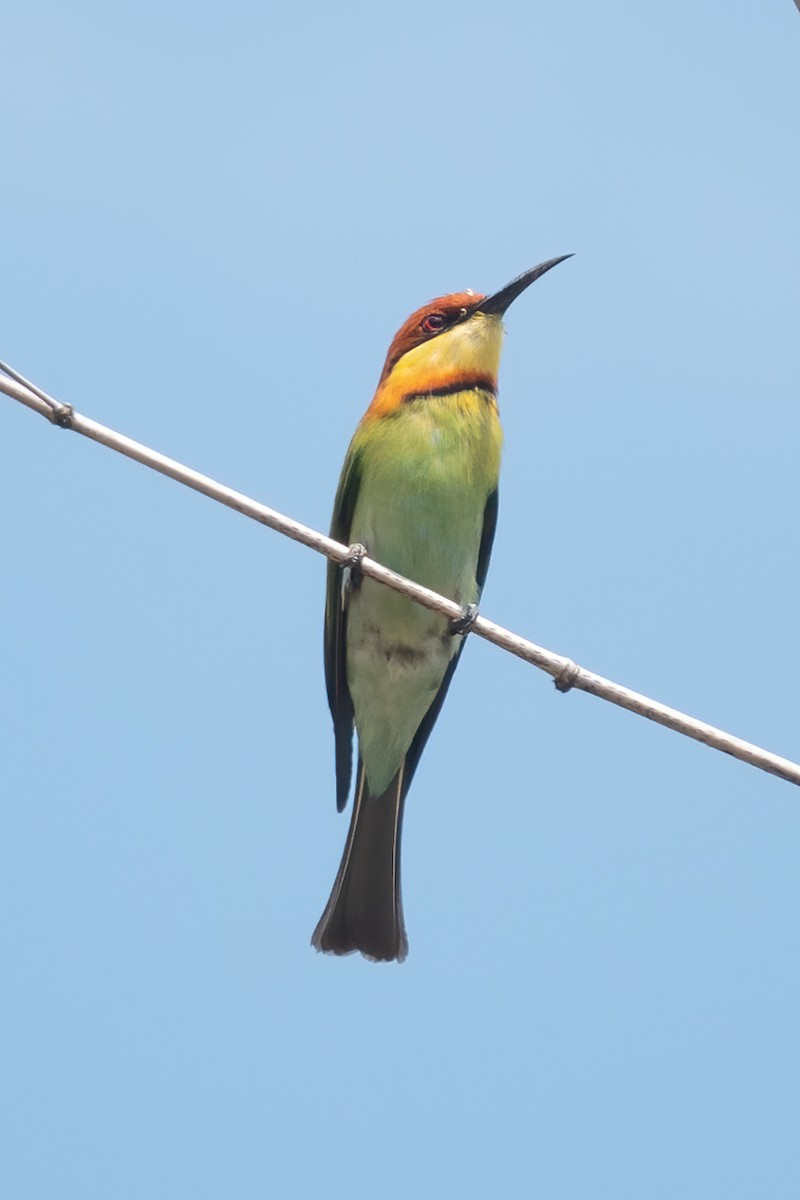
left=475, top=255, right=574, bottom=317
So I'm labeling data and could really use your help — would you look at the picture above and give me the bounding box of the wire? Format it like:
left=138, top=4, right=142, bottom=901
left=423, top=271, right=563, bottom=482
left=2, top=359, right=798, bottom=788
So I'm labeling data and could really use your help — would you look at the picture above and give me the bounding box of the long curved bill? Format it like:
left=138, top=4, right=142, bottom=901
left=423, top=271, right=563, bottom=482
left=475, top=255, right=574, bottom=316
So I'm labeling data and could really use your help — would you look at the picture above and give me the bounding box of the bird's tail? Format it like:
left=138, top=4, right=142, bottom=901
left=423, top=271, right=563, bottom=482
left=311, top=760, right=408, bottom=963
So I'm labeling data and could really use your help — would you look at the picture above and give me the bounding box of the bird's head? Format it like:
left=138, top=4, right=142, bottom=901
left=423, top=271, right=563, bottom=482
left=367, top=256, right=572, bottom=417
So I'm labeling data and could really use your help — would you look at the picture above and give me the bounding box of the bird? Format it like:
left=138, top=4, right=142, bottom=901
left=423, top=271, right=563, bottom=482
left=312, top=256, right=571, bottom=962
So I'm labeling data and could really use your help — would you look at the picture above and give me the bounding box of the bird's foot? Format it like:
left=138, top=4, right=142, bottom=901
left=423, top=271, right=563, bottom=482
left=448, top=603, right=479, bottom=636
left=343, top=542, right=367, bottom=588
left=553, top=659, right=580, bottom=693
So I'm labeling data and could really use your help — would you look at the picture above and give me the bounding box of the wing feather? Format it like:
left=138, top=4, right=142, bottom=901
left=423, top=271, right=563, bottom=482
left=324, top=445, right=363, bottom=811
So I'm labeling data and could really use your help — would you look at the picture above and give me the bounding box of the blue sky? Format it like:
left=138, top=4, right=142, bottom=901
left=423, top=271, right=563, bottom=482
left=2, top=3, right=799, bottom=1197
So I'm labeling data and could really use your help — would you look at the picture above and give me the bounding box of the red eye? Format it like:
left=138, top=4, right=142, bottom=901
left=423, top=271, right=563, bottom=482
left=422, top=312, right=446, bottom=333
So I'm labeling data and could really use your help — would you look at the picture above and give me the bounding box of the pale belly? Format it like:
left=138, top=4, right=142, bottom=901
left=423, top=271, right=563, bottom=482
left=346, top=451, right=488, bottom=796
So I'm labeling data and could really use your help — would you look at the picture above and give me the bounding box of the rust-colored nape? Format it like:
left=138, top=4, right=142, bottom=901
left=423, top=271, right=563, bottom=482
left=378, top=291, right=485, bottom=385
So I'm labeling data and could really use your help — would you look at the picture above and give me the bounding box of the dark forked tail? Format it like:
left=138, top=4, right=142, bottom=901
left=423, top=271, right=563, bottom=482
left=311, top=760, right=407, bottom=963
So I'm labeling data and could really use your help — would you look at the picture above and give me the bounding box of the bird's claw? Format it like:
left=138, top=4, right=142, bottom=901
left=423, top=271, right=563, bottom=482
left=553, top=659, right=580, bottom=693
left=343, top=542, right=367, bottom=587
left=448, top=603, right=479, bottom=636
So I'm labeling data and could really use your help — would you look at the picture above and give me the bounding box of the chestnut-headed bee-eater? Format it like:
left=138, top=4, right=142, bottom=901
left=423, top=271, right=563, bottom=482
left=312, top=257, right=571, bottom=962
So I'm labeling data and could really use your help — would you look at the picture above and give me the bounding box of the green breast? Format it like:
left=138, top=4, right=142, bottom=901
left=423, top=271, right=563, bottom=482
left=342, top=392, right=502, bottom=793
left=350, top=394, right=502, bottom=599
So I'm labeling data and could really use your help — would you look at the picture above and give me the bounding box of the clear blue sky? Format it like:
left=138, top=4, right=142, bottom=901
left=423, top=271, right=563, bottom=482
left=2, top=3, right=799, bottom=1197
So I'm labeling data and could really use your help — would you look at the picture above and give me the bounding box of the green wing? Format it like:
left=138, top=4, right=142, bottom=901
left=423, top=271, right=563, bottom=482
left=475, top=485, right=499, bottom=594
left=324, top=444, right=363, bottom=812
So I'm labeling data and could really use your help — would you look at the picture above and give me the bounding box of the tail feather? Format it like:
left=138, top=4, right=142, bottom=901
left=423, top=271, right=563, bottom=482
left=311, top=760, right=407, bottom=963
